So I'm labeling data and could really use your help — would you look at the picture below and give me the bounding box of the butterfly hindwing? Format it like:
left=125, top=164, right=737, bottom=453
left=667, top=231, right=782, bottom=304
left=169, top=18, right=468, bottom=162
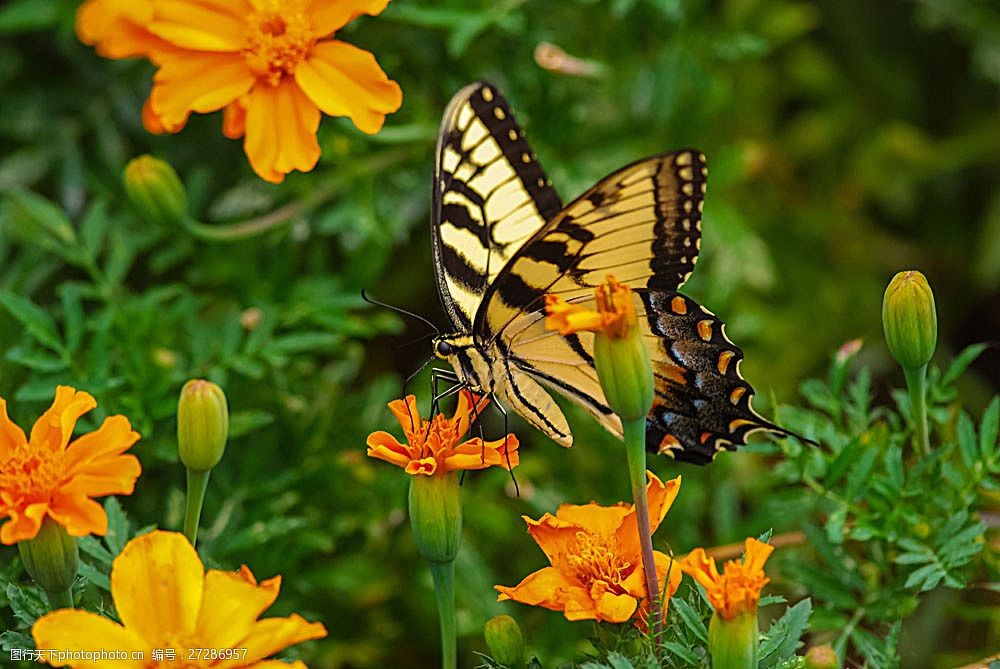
left=431, top=81, right=562, bottom=331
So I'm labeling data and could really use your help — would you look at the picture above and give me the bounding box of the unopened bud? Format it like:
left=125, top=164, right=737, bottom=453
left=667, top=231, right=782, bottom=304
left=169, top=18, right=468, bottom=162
left=882, top=271, right=937, bottom=371
left=18, top=518, right=78, bottom=606
left=408, top=472, right=462, bottom=563
left=123, top=155, right=188, bottom=227
left=708, top=611, right=758, bottom=669
left=177, top=380, right=229, bottom=471
left=484, top=615, right=525, bottom=667
left=805, top=644, right=839, bottom=669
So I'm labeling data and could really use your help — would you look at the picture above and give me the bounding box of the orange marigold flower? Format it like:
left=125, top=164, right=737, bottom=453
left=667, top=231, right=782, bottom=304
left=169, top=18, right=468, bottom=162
left=545, top=275, right=636, bottom=339
left=495, top=472, right=682, bottom=624
left=367, top=391, right=519, bottom=476
left=76, top=0, right=402, bottom=183
left=679, top=537, right=774, bottom=621
left=0, top=387, right=141, bottom=545
left=33, top=530, right=327, bottom=668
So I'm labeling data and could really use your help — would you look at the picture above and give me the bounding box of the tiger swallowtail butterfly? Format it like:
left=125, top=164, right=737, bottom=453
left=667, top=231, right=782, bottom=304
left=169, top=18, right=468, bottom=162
left=428, top=81, right=791, bottom=465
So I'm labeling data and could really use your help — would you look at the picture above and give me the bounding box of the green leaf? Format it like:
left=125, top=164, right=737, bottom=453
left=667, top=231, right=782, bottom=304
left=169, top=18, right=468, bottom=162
left=60, top=283, right=85, bottom=353
left=662, top=642, right=700, bottom=666
left=844, top=447, right=879, bottom=500
left=980, top=396, right=999, bottom=463
left=606, top=653, right=636, bottom=669
left=0, top=290, right=64, bottom=353
left=6, top=582, right=48, bottom=626
left=0, top=630, right=35, bottom=652
left=0, top=0, right=61, bottom=33
left=758, top=599, right=811, bottom=663
left=4, top=346, right=68, bottom=372
left=957, top=411, right=978, bottom=469
left=941, top=343, right=988, bottom=387
left=78, top=536, right=114, bottom=565
left=103, top=497, right=129, bottom=557
left=78, top=561, right=111, bottom=592
left=671, top=597, right=708, bottom=643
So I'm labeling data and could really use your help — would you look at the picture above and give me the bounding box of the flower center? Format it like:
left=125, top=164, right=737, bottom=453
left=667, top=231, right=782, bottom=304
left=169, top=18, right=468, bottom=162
left=567, top=531, right=631, bottom=592
left=405, top=415, right=461, bottom=460
left=243, top=1, right=314, bottom=86
left=0, top=445, right=63, bottom=510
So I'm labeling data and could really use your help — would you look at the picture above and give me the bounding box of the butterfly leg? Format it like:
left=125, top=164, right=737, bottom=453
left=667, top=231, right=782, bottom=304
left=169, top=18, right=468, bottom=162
left=489, top=397, right=520, bottom=496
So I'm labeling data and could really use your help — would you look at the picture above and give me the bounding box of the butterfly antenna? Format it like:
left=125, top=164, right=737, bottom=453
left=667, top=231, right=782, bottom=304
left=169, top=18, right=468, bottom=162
left=402, top=354, right=437, bottom=398
left=361, top=289, right=440, bottom=335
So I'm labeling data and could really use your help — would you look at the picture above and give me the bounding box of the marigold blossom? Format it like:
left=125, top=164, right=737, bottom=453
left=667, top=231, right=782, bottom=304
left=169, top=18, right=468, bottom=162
left=679, top=537, right=774, bottom=621
left=495, top=472, right=682, bottom=624
left=545, top=275, right=636, bottom=339
left=0, top=387, right=141, bottom=545
left=33, top=530, right=327, bottom=668
left=75, top=0, right=402, bottom=183
left=366, top=391, right=519, bottom=476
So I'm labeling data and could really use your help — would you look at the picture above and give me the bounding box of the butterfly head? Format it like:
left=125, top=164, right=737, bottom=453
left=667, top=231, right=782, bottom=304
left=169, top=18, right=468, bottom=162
left=432, top=333, right=473, bottom=361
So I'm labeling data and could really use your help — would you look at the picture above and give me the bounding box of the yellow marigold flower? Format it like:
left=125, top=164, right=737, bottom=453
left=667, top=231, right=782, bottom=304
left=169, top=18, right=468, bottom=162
left=366, top=391, right=519, bottom=476
left=76, top=0, right=402, bottom=183
left=544, top=275, right=636, bottom=339
left=32, top=530, right=327, bottom=668
left=0, top=387, right=141, bottom=545
left=679, top=537, right=774, bottom=621
left=495, top=472, right=682, bottom=624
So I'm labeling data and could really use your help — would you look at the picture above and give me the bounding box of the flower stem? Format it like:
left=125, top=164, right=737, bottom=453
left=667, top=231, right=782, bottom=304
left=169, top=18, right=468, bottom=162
left=428, top=560, right=457, bottom=669
left=183, top=468, right=211, bottom=545
left=903, top=364, right=930, bottom=456
left=44, top=587, right=74, bottom=611
left=623, top=417, right=662, bottom=639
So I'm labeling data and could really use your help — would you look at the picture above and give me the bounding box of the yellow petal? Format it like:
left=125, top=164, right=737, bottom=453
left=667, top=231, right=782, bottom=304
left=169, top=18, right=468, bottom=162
left=29, top=387, right=95, bottom=451
left=524, top=512, right=589, bottom=576
left=614, top=472, right=681, bottom=558
left=32, top=609, right=147, bottom=669
left=308, top=0, right=389, bottom=36
left=555, top=501, right=630, bottom=537
left=150, top=51, right=255, bottom=129
left=62, top=416, right=139, bottom=470
left=404, top=457, right=438, bottom=476
left=294, top=40, right=401, bottom=134
left=223, top=99, right=247, bottom=139
left=111, top=531, right=204, bottom=645
left=194, top=568, right=281, bottom=650
left=592, top=588, right=638, bottom=623
left=495, top=565, right=594, bottom=620
left=243, top=79, right=321, bottom=183
left=0, top=398, right=27, bottom=459
left=0, top=502, right=48, bottom=545
left=62, top=454, right=141, bottom=498
left=215, top=614, right=326, bottom=668
left=150, top=0, right=250, bottom=52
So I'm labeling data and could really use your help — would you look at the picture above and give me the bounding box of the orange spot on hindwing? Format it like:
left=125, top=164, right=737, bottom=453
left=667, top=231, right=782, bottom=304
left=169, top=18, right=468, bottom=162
left=697, top=320, right=713, bottom=341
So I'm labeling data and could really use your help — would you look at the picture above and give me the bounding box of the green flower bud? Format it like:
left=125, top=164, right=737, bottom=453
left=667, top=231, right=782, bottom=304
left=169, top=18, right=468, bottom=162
left=484, top=615, right=525, bottom=667
left=594, top=327, right=655, bottom=422
left=708, top=611, right=758, bottom=669
left=882, top=270, right=937, bottom=371
left=805, top=645, right=840, bottom=669
left=408, top=471, right=462, bottom=563
left=123, top=155, right=189, bottom=228
left=18, top=517, right=78, bottom=606
left=177, top=380, right=229, bottom=472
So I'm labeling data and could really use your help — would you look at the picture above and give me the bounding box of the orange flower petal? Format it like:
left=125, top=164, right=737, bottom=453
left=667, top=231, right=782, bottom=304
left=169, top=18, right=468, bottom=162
left=243, top=78, right=321, bottom=183
left=294, top=40, right=402, bottom=134
left=743, top=537, right=775, bottom=573
left=76, top=0, right=170, bottom=62
left=195, top=568, right=281, bottom=650
left=150, top=51, right=254, bottom=129
left=554, top=501, right=630, bottom=537
left=62, top=416, right=140, bottom=471
left=29, top=386, right=96, bottom=451
left=0, top=502, right=48, bottom=545
left=404, top=457, right=438, bottom=476
left=678, top=547, right=720, bottom=592
left=215, top=614, right=327, bottom=668
left=61, top=455, right=141, bottom=498
left=308, top=0, right=389, bottom=36
left=591, top=587, right=638, bottom=623
left=452, top=389, right=489, bottom=437
left=614, top=472, right=681, bottom=558
left=0, top=398, right=27, bottom=458
left=367, top=444, right=415, bottom=470
left=223, top=99, right=247, bottom=139
left=47, top=493, right=107, bottom=537
left=387, top=395, right=421, bottom=434
left=111, top=531, right=204, bottom=645
left=495, top=566, right=593, bottom=618
left=149, top=0, right=250, bottom=52
left=32, top=609, right=147, bottom=669
left=524, top=512, right=588, bottom=576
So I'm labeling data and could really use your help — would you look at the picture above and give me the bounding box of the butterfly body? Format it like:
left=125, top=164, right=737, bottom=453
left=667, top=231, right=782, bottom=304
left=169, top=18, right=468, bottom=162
left=430, top=81, right=786, bottom=465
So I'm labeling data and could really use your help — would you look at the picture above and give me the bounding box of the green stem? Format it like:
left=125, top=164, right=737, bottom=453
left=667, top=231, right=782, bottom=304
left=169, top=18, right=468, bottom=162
left=904, top=364, right=930, bottom=456
left=623, top=417, right=662, bottom=640
left=44, top=587, right=74, bottom=611
left=428, top=560, right=457, bottom=669
left=183, top=468, right=211, bottom=545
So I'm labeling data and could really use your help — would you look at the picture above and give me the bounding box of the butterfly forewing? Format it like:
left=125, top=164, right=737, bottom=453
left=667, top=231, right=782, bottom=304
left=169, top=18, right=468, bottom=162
left=478, top=151, right=706, bottom=341
left=431, top=81, right=562, bottom=331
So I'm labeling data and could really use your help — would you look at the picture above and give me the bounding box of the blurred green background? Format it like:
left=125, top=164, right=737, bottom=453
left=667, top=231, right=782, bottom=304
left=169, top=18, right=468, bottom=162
left=0, top=0, right=997, bottom=667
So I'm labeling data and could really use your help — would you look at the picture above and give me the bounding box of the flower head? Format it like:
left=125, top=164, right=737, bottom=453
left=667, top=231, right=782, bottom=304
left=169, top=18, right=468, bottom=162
left=33, top=530, right=326, bottom=668
left=545, top=275, right=636, bottom=339
left=679, top=537, right=774, bottom=621
left=0, top=387, right=141, bottom=545
left=495, top=472, right=682, bottom=624
left=367, top=391, right=519, bottom=476
left=76, top=0, right=402, bottom=183
left=882, top=270, right=937, bottom=371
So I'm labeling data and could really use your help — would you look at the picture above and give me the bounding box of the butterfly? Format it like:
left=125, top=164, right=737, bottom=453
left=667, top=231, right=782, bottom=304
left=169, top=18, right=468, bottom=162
left=428, top=81, right=790, bottom=465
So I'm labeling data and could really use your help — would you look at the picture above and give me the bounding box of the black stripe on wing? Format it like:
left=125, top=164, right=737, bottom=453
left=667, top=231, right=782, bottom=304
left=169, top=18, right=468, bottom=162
left=640, top=290, right=789, bottom=465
